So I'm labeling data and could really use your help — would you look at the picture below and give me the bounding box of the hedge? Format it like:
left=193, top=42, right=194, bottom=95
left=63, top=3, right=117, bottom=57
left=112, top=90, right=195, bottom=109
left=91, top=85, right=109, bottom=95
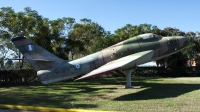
left=1, top=67, right=200, bottom=85
left=0, top=69, right=37, bottom=85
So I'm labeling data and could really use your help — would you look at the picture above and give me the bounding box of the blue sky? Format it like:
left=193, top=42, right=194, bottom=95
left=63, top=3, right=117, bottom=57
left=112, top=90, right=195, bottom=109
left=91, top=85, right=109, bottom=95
left=1, top=0, right=199, bottom=65
left=0, top=0, right=199, bottom=34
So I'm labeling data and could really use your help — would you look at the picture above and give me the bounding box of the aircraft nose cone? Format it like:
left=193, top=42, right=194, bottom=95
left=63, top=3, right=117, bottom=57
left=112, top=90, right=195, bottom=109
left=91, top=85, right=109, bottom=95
left=179, top=36, right=188, bottom=48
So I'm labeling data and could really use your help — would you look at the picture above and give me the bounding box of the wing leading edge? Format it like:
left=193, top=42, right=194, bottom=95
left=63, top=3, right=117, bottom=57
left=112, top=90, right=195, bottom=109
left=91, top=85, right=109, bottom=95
left=75, top=50, right=154, bottom=81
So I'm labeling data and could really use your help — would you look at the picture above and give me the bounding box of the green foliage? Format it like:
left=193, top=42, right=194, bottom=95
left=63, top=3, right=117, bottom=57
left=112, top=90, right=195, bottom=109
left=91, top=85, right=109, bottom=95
left=11, top=61, right=33, bottom=70
left=0, top=6, right=199, bottom=68
left=0, top=7, right=69, bottom=58
left=4, top=59, right=13, bottom=69
left=0, top=69, right=37, bottom=84
left=66, top=18, right=107, bottom=59
left=181, top=38, right=196, bottom=59
left=133, top=67, right=200, bottom=77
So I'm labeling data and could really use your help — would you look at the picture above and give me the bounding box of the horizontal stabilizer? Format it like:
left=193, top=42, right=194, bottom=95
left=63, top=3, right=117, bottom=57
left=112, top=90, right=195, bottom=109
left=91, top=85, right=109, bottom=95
left=7, top=58, right=55, bottom=62
left=29, top=59, right=55, bottom=62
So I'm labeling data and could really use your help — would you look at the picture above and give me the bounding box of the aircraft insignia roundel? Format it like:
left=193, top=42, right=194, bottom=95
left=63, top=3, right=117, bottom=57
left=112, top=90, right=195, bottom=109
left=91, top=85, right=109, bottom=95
left=25, top=44, right=34, bottom=51
left=75, top=64, right=81, bottom=69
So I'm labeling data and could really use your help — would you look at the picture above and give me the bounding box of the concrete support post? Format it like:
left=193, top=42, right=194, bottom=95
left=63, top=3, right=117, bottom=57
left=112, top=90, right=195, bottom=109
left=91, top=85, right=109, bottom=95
left=123, top=70, right=134, bottom=89
left=126, top=70, right=132, bottom=88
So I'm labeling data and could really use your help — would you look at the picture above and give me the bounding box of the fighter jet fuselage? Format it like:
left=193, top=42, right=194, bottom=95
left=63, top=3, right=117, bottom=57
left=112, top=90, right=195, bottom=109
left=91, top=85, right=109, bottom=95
left=12, top=33, right=188, bottom=84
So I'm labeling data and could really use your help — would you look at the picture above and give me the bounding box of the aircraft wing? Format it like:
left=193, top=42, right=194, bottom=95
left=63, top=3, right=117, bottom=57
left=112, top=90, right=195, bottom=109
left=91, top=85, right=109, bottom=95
left=75, top=50, right=154, bottom=81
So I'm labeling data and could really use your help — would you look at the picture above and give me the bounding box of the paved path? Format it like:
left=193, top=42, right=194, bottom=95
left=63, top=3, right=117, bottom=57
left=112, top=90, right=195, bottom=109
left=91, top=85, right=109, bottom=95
left=0, top=109, right=36, bottom=112
left=0, top=104, right=112, bottom=112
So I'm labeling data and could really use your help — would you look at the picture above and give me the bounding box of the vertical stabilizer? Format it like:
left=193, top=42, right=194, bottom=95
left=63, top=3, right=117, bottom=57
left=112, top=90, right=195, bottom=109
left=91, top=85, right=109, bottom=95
left=11, top=37, right=64, bottom=71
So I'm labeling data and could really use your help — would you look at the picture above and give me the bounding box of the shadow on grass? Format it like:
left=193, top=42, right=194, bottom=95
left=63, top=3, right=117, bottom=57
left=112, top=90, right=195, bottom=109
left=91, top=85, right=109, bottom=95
left=1, top=77, right=200, bottom=108
left=73, top=104, right=97, bottom=108
left=0, top=92, right=99, bottom=109
left=0, top=80, right=114, bottom=109
left=114, top=82, right=200, bottom=101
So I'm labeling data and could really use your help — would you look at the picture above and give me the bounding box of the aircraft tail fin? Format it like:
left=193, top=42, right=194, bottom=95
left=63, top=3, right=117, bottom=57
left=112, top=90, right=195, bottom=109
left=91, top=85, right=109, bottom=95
left=11, top=37, right=64, bottom=71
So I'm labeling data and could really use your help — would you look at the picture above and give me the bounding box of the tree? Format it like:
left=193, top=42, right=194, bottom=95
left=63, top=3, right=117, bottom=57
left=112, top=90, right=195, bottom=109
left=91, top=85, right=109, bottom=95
left=0, top=7, right=71, bottom=67
left=11, top=61, right=33, bottom=70
left=1, top=6, right=199, bottom=69
left=0, top=30, right=14, bottom=69
left=4, top=59, right=13, bottom=69
left=114, top=23, right=160, bottom=42
left=66, top=18, right=107, bottom=59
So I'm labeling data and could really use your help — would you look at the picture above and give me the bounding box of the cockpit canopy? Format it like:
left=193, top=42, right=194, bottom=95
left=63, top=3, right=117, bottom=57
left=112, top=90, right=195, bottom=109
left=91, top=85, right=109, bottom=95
left=138, top=33, right=162, bottom=39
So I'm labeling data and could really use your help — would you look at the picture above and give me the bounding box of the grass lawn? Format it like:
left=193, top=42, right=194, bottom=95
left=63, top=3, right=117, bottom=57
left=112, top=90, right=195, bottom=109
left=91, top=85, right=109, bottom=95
left=1, top=77, right=200, bottom=111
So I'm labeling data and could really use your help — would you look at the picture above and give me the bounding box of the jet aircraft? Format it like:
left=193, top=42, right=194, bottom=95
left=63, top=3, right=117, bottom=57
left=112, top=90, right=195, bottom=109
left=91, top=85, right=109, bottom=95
left=11, top=33, right=188, bottom=88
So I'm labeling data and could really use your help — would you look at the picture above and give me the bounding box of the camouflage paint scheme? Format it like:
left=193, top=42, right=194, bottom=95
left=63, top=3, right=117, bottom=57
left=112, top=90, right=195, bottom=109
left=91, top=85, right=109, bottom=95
left=11, top=33, right=188, bottom=84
